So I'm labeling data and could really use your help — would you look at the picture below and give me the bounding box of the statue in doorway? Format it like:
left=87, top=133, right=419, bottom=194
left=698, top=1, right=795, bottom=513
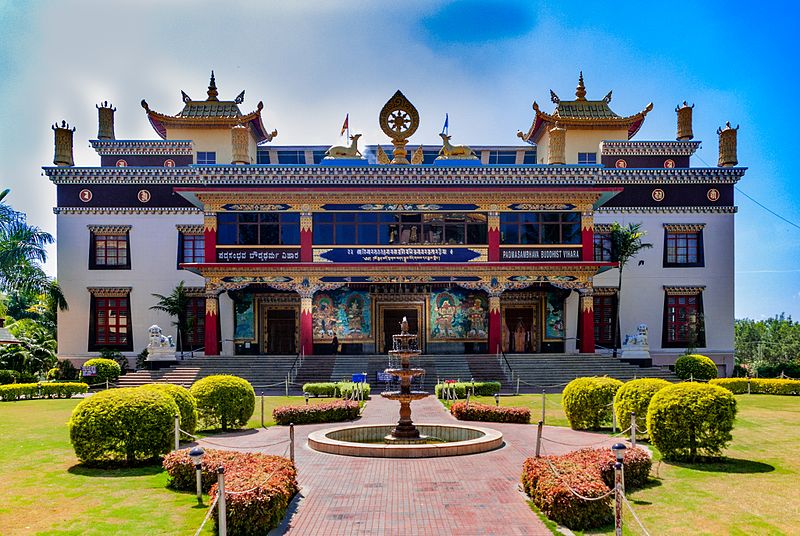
left=502, top=317, right=510, bottom=353
left=466, top=298, right=487, bottom=337
left=514, top=319, right=527, bottom=353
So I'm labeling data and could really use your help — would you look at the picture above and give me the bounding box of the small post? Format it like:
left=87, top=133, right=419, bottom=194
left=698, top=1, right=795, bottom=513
left=516, top=377, right=520, bottom=395
left=466, top=391, right=470, bottom=409
left=612, top=403, right=617, bottom=434
left=217, top=467, right=227, bottom=536
left=494, top=393, right=500, bottom=407
left=541, top=389, right=546, bottom=425
left=614, top=462, right=623, bottom=536
left=535, top=420, right=543, bottom=458
left=747, top=377, right=751, bottom=395
left=630, top=412, right=637, bottom=448
left=612, top=442, right=627, bottom=495
left=174, top=413, right=180, bottom=450
left=260, top=394, right=265, bottom=428
left=189, top=446, right=205, bottom=505
left=690, top=373, right=693, bottom=383
left=285, top=374, right=289, bottom=397
left=305, top=392, right=309, bottom=405
left=289, top=423, right=295, bottom=463
left=105, top=379, right=109, bottom=390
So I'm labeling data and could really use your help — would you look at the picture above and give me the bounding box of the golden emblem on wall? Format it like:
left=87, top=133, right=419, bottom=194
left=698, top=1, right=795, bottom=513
left=707, top=188, right=720, bottom=202
left=651, top=188, right=665, bottom=202
left=379, top=90, right=420, bottom=164
left=137, top=189, right=151, bottom=203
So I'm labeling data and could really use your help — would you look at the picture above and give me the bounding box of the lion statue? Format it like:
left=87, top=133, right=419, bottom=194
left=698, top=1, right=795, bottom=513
left=147, top=325, right=174, bottom=348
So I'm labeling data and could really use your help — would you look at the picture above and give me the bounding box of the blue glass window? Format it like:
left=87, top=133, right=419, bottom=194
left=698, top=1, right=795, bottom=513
left=500, top=212, right=580, bottom=245
left=277, top=150, right=305, bottom=164
left=216, top=212, right=300, bottom=245
left=256, top=149, right=271, bottom=164
left=312, top=150, right=327, bottom=164
left=523, top=150, right=538, bottom=164
left=488, top=151, right=517, bottom=165
left=197, top=152, right=216, bottom=165
left=578, top=152, right=597, bottom=164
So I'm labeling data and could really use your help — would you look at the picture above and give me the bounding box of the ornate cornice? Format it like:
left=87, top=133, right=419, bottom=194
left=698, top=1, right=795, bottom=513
left=600, top=140, right=701, bottom=157
left=87, top=286, right=132, bottom=297
left=594, top=223, right=613, bottom=233
left=664, top=285, right=706, bottom=295
left=598, top=206, right=737, bottom=214
left=89, top=140, right=194, bottom=156
left=593, top=287, right=617, bottom=296
left=601, top=167, right=745, bottom=184
left=184, top=286, right=206, bottom=297
left=663, top=223, right=706, bottom=232
left=87, top=224, right=131, bottom=235
left=176, top=224, right=204, bottom=234
left=54, top=207, right=201, bottom=215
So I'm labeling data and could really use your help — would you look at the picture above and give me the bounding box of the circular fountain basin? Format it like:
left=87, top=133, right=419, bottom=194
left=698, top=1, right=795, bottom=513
left=308, top=424, right=503, bottom=458
left=380, top=390, right=430, bottom=401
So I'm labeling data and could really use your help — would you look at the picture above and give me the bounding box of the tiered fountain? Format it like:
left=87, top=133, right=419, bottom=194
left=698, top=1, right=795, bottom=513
left=307, top=318, right=504, bottom=458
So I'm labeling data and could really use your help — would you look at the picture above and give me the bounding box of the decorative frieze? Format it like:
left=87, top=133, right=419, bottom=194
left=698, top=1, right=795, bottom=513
left=175, top=224, right=204, bottom=234
left=600, top=140, right=700, bottom=156
left=663, top=223, right=706, bottom=232
left=54, top=207, right=201, bottom=215
left=663, top=285, right=706, bottom=295
left=86, top=224, right=131, bottom=235
left=89, top=140, right=194, bottom=156
left=87, top=286, right=131, bottom=297
left=598, top=206, right=737, bottom=214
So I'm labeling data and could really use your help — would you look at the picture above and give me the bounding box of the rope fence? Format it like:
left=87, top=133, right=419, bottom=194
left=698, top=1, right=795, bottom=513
left=192, top=494, right=220, bottom=536
left=178, top=427, right=292, bottom=450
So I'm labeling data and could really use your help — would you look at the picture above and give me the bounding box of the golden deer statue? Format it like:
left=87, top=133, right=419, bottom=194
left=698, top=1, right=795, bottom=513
left=438, top=133, right=477, bottom=159
left=325, top=134, right=363, bottom=159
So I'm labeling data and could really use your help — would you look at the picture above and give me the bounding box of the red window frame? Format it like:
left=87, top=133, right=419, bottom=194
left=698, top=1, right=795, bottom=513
left=185, top=297, right=206, bottom=349
left=593, top=294, right=617, bottom=348
left=664, top=231, right=703, bottom=267
left=663, top=293, right=704, bottom=347
left=90, top=295, right=132, bottom=351
left=90, top=233, right=130, bottom=269
left=179, top=233, right=205, bottom=265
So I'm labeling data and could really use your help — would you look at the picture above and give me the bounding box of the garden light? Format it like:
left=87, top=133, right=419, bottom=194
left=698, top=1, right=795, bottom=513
left=494, top=393, right=500, bottom=406
left=305, top=392, right=309, bottom=405
left=189, top=446, right=205, bottom=504
left=611, top=442, right=626, bottom=463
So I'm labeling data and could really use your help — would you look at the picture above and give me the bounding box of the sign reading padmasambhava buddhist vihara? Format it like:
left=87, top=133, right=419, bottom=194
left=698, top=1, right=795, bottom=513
left=428, top=289, right=488, bottom=342
left=312, top=289, right=372, bottom=342
left=499, top=247, right=581, bottom=261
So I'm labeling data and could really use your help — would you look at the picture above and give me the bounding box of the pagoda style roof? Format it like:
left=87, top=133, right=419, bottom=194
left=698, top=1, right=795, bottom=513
left=519, top=72, right=653, bottom=144
left=140, top=72, right=276, bottom=143
left=0, top=325, right=18, bottom=345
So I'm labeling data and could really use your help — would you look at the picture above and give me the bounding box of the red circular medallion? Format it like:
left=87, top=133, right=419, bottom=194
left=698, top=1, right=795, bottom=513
left=652, top=188, right=665, bottom=202
left=116, top=159, right=127, bottom=167
left=137, top=189, right=151, bottom=203
left=615, top=159, right=627, bottom=168
left=164, top=159, right=175, bottom=167
left=79, top=189, right=92, bottom=203
left=707, top=188, right=720, bottom=202
left=664, top=159, right=675, bottom=168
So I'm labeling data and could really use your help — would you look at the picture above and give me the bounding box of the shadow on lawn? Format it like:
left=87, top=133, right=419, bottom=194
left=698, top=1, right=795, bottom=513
left=68, top=463, right=163, bottom=477
left=670, top=457, right=775, bottom=474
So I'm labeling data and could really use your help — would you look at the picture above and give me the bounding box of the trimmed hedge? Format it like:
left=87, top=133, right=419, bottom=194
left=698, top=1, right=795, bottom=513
left=302, top=381, right=371, bottom=398
left=754, top=361, right=800, bottom=378
left=435, top=381, right=501, bottom=399
left=273, top=400, right=360, bottom=425
left=710, top=377, right=800, bottom=395
left=0, top=382, right=88, bottom=401
left=190, top=375, right=255, bottom=431
left=69, top=387, right=179, bottom=464
left=613, top=378, right=672, bottom=434
left=139, top=383, right=198, bottom=434
left=450, top=401, right=530, bottom=423
left=164, top=448, right=298, bottom=535
left=81, top=358, right=121, bottom=385
left=562, top=377, right=623, bottom=430
left=647, top=382, right=737, bottom=461
left=675, top=354, right=718, bottom=380
left=521, top=447, right=651, bottom=530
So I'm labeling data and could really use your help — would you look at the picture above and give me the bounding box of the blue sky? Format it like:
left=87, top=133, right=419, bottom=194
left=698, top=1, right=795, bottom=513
left=0, top=0, right=797, bottom=320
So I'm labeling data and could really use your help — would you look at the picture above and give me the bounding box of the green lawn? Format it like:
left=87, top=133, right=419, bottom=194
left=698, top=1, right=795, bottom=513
left=0, top=395, right=317, bottom=535
left=440, top=393, right=572, bottom=427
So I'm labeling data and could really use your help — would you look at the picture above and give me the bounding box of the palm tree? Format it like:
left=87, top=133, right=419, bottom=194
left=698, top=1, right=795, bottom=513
left=608, top=222, right=653, bottom=357
left=150, top=281, right=191, bottom=354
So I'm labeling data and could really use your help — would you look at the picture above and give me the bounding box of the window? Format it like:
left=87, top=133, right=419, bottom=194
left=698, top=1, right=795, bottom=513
left=664, top=226, right=704, bottom=267
left=522, top=149, right=538, bottom=164
left=277, top=150, right=305, bottom=164
left=500, top=212, right=581, bottom=245
left=311, top=150, right=327, bottom=164
left=185, top=296, right=206, bottom=350
left=594, top=232, right=613, bottom=261
left=663, top=291, right=705, bottom=348
left=487, top=150, right=517, bottom=165
left=578, top=152, right=597, bottom=164
left=197, top=152, right=216, bottom=165
left=256, top=148, right=270, bottom=164
left=593, top=294, right=617, bottom=348
left=312, top=212, right=487, bottom=245
left=89, top=228, right=131, bottom=270
left=217, top=212, right=300, bottom=245
left=178, top=232, right=204, bottom=266
left=89, top=292, right=132, bottom=351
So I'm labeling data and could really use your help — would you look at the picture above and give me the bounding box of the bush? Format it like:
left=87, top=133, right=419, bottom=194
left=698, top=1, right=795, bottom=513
left=273, top=400, right=360, bottom=425
left=163, top=448, right=298, bottom=535
left=521, top=446, right=652, bottom=530
left=190, top=375, right=255, bottom=431
left=49, top=360, right=80, bottom=381
left=755, top=361, right=800, bottom=379
left=675, top=354, right=718, bottom=380
left=69, top=387, right=179, bottom=464
left=0, top=382, right=88, bottom=401
left=16, top=371, right=37, bottom=383
left=139, top=383, right=198, bottom=434
left=647, top=383, right=737, bottom=461
left=302, top=382, right=338, bottom=396
left=710, top=377, right=800, bottom=395
left=99, top=348, right=128, bottom=375
left=450, top=401, right=530, bottom=423
left=336, top=382, right=371, bottom=399
left=435, top=381, right=501, bottom=399
left=613, top=378, right=672, bottom=434
left=0, top=369, right=15, bottom=385
left=41, top=382, right=89, bottom=398
left=0, top=383, right=37, bottom=401
left=562, top=377, right=623, bottom=430
left=81, top=358, right=121, bottom=385
left=302, top=382, right=371, bottom=398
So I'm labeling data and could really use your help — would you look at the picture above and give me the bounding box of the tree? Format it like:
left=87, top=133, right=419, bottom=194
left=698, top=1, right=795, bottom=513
left=150, top=282, right=191, bottom=353
left=0, top=318, right=58, bottom=375
left=608, top=222, right=653, bottom=357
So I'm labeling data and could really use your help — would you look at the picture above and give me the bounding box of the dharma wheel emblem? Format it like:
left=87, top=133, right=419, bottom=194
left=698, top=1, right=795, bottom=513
left=651, top=188, right=665, bottom=202
left=379, top=90, right=420, bottom=164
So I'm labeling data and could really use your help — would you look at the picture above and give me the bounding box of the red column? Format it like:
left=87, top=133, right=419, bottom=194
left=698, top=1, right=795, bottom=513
left=581, top=209, right=593, bottom=261
left=204, top=213, right=217, bottom=263
left=579, top=292, right=595, bottom=354
left=488, top=295, right=502, bottom=354
left=300, top=296, right=314, bottom=356
left=300, top=213, right=312, bottom=262
left=488, top=212, right=500, bottom=262
left=204, top=293, right=219, bottom=356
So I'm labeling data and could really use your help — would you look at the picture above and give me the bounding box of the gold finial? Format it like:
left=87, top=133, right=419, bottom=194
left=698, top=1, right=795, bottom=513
left=411, top=145, right=424, bottom=165
left=576, top=71, right=586, bottom=101
left=379, top=90, right=419, bottom=164
left=376, top=145, right=391, bottom=164
left=207, top=71, right=219, bottom=101
left=717, top=122, right=739, bottom=167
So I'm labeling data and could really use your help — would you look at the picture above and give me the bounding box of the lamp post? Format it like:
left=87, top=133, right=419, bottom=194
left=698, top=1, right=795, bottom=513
left=189, top=446, right=205, bottom=504
left=304, top=392, right=309, bottom=406
left=611, top=442, right=627, bottom=494
left=494, top=393, right=500, bottom=407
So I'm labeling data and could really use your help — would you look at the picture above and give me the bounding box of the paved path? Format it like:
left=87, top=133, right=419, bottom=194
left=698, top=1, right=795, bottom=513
left=197, top=396, right=621, bottom=535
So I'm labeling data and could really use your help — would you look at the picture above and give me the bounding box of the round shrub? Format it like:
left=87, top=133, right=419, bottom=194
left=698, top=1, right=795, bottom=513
left=562, top=377, right=623, bottom=430
left=190, top=375, right=255, bottom=431
left=614, top=378, right=672, bottom=433
left=81, top=358, right=121, bottom=385
left=69, top=387, right=179, bottom=464
left=675, top=354, right=717, bottom=380
left=647, top=383, right=737, bottom=461
left=139, top=383, right=198, bottom=435
left=0, top=369, right=16, bottom=385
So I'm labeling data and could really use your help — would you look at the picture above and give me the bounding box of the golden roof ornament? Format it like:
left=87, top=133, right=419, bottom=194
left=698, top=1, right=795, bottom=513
left=575, top=71, right=587, bottom=101
left=376, top=145, right=391, bottom=164
left=411, top=145, right=424, bottom=164
left=676, top=101, right=695, bottom=141
left=717, top=121, right=739, bottom=167
left=436, top=133, right=477, bottom=160
left=379, top=90, right=419, bottom=164
left=324, top=134, right=364, bottom=159
left=207, top=71, right=219, bottom=101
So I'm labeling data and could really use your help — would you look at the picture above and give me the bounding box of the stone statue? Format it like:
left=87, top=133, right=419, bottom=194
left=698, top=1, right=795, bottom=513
left=400, top=316, right=409, bottom=334
left=146, top=324, right=177, bottom=362
left=437, top=133, right=477, bottom=160
left=148, top=325, right=173, bottom=348
left=325, top=133, right=363, bottom=159
left=622, top=323, right=651, bottom=361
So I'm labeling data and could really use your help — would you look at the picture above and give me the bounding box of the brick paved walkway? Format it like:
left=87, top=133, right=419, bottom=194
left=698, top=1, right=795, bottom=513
left=197, top=396, right=621, bottom=535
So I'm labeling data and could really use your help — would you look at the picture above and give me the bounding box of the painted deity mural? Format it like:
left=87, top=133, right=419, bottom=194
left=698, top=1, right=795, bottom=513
left=429, top=289, right=488, bottom=341
left=312, top=289, right=372, bottom=341
left=545, top=292, right=565, bottom=340
left=233, top=293, right=255, bottom=340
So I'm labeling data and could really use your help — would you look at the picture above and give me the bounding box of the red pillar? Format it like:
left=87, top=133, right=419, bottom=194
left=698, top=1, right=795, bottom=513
left=204, top=293, right=219, bottom=356
left=488, top=212, right=500, bottom=262
left=204, top=213, right=217, bottom=263
left=488, top=295, right=502, bottom=354
left=579, top=292, right=595, bottom=354
left=300, top=296, right=314, bottom=356
left=300, top=213, right=313, bottom=262
left=581, top=210, right=594, bottom=261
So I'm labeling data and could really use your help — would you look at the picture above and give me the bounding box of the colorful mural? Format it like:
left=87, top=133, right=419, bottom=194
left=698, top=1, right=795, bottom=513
left=312, top=289, right=372, bottom=341
left=545, top=292, right=565, bottom=340
left=233, top=293, right=255, bottom=340
left=429, top=289, right=487, bottom=341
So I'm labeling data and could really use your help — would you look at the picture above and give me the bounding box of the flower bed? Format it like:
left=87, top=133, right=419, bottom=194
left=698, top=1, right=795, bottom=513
left=273, top=399, right=360, bottom=425
left=521, top=447, right=652, bottom=530
left=164, top=448, right=298, bottom=535
left=710, top=377, right=800, bottom=395
left=0, top=382, right=88, bottom=401
left=450, top=401, right=530, bottom=423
